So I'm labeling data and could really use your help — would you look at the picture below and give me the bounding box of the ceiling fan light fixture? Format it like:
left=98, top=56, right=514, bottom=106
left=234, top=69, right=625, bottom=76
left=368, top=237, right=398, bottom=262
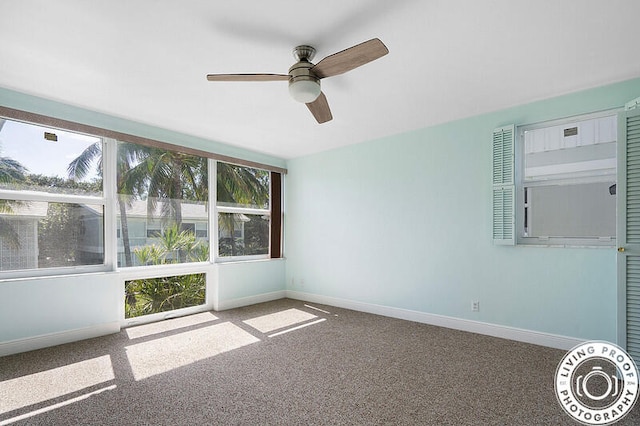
left=206, top=38, right=388, bottom=123
left=289, top=78, right=321, bottom=103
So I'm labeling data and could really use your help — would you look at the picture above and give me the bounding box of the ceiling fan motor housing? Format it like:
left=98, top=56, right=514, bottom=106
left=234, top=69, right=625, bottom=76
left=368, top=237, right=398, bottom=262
left=288, top=45, right=321, bottom=103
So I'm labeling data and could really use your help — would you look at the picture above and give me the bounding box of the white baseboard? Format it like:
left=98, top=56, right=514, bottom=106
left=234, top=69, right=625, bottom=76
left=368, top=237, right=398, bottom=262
left=217, top=290, right=287, bottom=311
left=0, top=322, right=120, bottom=357
left=286, top=290, right=584, bottom=351
left=0, top=291, right=583, bottom=357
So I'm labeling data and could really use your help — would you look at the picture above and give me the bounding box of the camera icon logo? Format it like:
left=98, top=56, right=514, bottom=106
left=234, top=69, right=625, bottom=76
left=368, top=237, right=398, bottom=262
left=576, top=366, right=619, bottom=402
left=555, top=341, right=639, bottom=425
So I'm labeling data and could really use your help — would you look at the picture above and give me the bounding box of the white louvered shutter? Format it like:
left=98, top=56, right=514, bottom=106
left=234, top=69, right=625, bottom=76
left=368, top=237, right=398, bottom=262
left=619, top=107, right=640, bottom=361
left=492, top=125, right=515, bottom=245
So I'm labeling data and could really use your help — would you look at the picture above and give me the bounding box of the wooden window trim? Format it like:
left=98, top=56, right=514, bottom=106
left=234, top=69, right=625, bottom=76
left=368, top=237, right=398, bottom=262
left=270, top=171, right=283, bottom=258
left=0, top=106, right=287, bottom=175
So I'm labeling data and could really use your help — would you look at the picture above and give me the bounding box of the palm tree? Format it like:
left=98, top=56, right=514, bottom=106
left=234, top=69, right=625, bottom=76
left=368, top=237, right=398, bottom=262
left=0, top=156, right=28, bottom=184
left=121, top=147, right=208, bottom=229
left=69, top=140, right=269, bottom=262
left=68, top=141, right=144, bottom=266
left=216, top=163, right=269, bottom=207
left=69, top=142, right=208, bottom=265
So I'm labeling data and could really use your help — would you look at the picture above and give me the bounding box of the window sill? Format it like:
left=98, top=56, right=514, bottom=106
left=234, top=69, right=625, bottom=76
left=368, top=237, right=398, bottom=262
left=215, top=257, right=284, bottom=265
left=515, top=242, right=615, bottom=249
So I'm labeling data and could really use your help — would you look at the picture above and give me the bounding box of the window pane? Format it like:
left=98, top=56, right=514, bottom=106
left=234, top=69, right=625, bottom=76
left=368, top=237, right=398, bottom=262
left=216, top=163, right=269, bottom=209
left=116, top=142, right=209, bottom=267
left=0, top=201, right=104, bottom=271
left=117, top=197, right=209, bottom=267
left=0, top=119, right=102, bottom=196
left=523, top=116, right=616, bottom=181
left=518, top=113, right=617, bottom=245
left=525, top=182, right=616, bottom=238
left=218, top=213, right=269, bottom=257
left=125, top=273, right=206, bottom=318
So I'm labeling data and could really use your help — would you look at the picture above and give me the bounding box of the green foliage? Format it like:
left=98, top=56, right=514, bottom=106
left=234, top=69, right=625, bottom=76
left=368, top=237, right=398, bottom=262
left=132, top=244, right=166, bottom=266
left=24, top=174, right=102, bottom=195
left=133, top=225, right=209, bottom=265
left=125, top=273, right=205, bottom=319
left=187, top=242, right=210, bottom=262
left=1, top=172, right=102, bottom=195
left=244, top=215, right=269, bottom=255
left=217, top=163, right=269, bottom=207
left=126, top=226, right=209, bottom=318
left=217, top=213, right=269, bottom=257
left=0, top=156, right=27, bottom=183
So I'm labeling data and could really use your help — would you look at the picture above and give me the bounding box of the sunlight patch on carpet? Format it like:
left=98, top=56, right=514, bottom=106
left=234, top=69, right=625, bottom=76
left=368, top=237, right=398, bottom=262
left=304, top=304, right=333, bottom=315
left=243, top=308, right=317, bottom=333
left=125, top=312, right=219, bottom=339
left=0, top=385, right=116, bottom=426
left=0, top=355, right=114, bottom=415
left=268, top=318, right=327, bottom=337
left=125, top=322, right=259, bottom=380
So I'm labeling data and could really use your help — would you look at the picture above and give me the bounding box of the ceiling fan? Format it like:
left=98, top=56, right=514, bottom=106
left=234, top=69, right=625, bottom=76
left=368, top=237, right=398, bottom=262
left=206, top=38, right=389, bottom=124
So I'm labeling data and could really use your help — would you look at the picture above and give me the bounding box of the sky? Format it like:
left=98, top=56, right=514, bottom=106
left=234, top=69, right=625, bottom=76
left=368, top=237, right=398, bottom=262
left=0, top=119, right=101, bottom=181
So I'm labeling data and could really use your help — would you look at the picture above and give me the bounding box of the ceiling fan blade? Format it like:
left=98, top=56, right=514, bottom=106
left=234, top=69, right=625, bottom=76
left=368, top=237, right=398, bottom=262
left=306, top=92, right=333, bottom=124
left=311, top=38, right=388, bottom=79
left=206, top=73, right=289, bottom=82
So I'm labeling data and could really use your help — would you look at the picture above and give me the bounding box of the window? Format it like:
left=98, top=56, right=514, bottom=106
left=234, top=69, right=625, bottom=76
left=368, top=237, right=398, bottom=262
left=116, top=142, right=209, bottom=267
left=125, top=272, right=206, bottom=318
left=195, top=222, right=208, bottom=238
left=0, top=107, right=285, bottom=280
left=0, top=118, right=106, bottom=274
left=0, top=106, right=287, bottom=326
left=146, top=227, right=162, bottom=239
left=216, top=162, right=271, bottom=259
left=180, top=222, right=195, bottom=234
left=507, top=111, right=617, bottom=246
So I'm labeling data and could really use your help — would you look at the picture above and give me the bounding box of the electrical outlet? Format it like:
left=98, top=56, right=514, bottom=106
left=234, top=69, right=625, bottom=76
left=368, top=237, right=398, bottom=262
left=300, top=279, right=305, bottom=288
left=471, top=301, right=480, bottom=312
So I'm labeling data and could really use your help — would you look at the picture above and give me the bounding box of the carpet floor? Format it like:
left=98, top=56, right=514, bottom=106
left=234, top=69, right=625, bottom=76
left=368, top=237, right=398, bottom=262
left=1, top=298, right=638, bottom=425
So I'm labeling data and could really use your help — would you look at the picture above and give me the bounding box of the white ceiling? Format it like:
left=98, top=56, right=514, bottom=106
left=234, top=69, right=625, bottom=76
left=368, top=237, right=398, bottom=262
left=1, top=1, right=640, bottom=160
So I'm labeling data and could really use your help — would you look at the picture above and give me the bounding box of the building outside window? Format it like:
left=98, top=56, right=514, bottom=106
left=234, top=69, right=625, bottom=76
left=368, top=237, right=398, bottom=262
left=0, top=118, right=106, bottom=274
left=516, top=112, right=617, bottom=246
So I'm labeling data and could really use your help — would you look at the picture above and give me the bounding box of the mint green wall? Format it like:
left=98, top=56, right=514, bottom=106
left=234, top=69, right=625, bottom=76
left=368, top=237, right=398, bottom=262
left=216, top=260, right=286, bottom=306
left=2, top=78, right=639, bottom=348
left=285, top=77, right=640, bottom=343
left=0, top=273, right=120, bottom=342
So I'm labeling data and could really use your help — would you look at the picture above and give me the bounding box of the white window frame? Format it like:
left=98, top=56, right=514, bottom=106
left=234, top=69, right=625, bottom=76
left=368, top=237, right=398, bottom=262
left=0, top=132, right=116, bottom=279
left=515, top=110, right=619, bottom=247
left=0, top=107, right=285, bottom=279
left=213, top=160, right=271, bottom=262
left=119, top=262, right=211, bottom=328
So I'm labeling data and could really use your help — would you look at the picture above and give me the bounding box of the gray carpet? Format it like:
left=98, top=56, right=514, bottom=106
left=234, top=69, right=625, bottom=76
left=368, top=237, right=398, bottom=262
left=1, top=298, right=638, bottom=425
